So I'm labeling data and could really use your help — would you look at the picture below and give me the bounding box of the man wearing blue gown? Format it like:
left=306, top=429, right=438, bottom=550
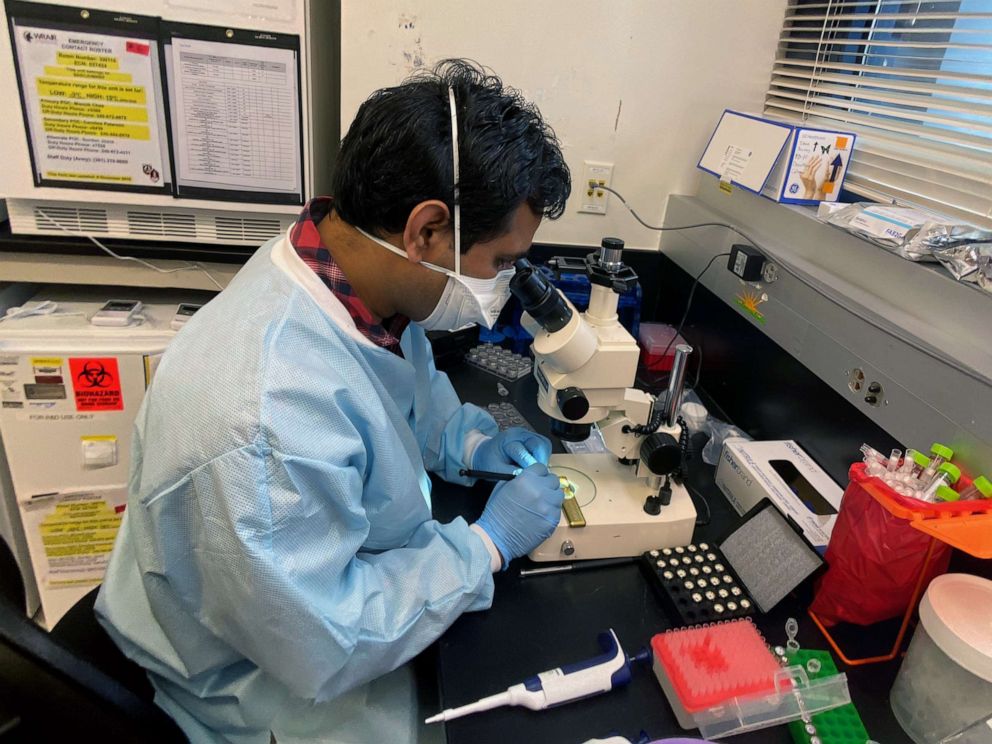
left=96, top=59, right=572, bottom=743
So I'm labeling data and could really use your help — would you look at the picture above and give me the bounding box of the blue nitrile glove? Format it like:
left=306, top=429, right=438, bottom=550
left=475, top=463, right=564, bottom=567
left=472, top=428, right=552, bottom=475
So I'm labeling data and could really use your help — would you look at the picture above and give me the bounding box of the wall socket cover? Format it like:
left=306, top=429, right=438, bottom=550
left=579, top=161, right=614, bottom=214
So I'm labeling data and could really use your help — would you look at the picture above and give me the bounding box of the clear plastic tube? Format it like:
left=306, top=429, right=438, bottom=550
left=929, top=442, right=953, bottom=470
left=899, top=449, right=919, bottom=475
left=860, top=444, right=887, bottom=465
left=957, top=476, right=992, bottom=501
left=922, top=464, right=961, bottom=502
left=887, top=449, right=902, bottom=472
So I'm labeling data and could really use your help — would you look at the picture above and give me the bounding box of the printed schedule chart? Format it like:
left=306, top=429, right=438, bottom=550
left=168, top=36, right=301, bottom=198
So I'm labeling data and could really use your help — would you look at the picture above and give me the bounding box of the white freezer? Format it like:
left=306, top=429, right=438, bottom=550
left=0, top=285, right=211, bottom=626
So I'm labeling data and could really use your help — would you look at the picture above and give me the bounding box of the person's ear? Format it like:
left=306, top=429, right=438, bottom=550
left=403, top=200, right=451, bottom=264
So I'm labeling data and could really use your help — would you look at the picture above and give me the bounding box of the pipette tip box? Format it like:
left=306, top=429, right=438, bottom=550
left=652, top=621, right=853, bottom=738
left=651, top=619, right=781, bottom=729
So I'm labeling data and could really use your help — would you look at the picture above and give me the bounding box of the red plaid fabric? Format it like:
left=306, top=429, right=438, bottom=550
left=290, top=197, right=410, bottom=355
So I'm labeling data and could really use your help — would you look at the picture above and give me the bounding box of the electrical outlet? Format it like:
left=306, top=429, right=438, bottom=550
left=578, top=161, right=614, bottom=214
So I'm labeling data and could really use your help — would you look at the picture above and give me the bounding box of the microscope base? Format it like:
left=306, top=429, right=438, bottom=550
left=529, top=453, right=697, bottom=562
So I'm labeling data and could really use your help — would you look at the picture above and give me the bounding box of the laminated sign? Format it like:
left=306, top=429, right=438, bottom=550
left=69, top=357, right=123, bottom=411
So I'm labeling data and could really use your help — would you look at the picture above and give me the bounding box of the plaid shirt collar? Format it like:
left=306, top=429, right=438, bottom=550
left=290, top=197, right=410, bottom=355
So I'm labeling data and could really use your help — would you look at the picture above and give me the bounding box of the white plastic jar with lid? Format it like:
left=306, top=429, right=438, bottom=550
left=890, top=573, right=992, bottom=743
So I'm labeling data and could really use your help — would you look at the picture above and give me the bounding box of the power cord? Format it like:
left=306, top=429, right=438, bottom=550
left=686, top=479, right=712, bottom=527
left=37, top=208, right=225, bottom=291
left=597, top=184, right=764, bottom=245
left=659, top=251, right=731, bottom=363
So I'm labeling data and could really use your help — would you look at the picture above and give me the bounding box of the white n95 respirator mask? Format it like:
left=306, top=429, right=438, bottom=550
left=355, top=227, right=514, bottom=332
left=356, top=85, right=513, bottom=332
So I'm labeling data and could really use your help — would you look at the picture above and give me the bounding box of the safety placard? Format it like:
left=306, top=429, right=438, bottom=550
left=22, top=488, right=127, bottom=587
left=69, top=357, right=123, bottom=411
left=10, top=10, right=169, bottom=192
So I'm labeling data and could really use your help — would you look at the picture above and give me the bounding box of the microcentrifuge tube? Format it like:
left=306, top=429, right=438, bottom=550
left=860, top=444, right=887, bottom=466
left=899, top=449, right=918, bottom=475
left=887, top=449, right=902, bottom=472
left=785, top=617, right=799, bottom=641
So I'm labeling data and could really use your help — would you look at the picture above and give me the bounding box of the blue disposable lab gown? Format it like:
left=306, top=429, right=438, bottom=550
left=95, top=236, right=497, bottom=743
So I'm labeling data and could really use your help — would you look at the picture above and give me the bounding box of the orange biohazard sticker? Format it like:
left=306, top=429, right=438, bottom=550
left=69, top=358, right=124, bottom=412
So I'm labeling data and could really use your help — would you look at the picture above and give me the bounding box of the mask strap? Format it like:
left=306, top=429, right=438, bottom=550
left=448, top=85, right=461, bottom=277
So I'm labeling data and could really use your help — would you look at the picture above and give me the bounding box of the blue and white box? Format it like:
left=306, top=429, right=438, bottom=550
left=698, top=110, right=856, bottom=205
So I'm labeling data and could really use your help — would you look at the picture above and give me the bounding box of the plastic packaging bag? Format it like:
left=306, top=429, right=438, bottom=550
left=680, top=390, right=751, bottom=466
left=932, top=242, right=992, bottom=296
left=810, top=464, right=952, bottom=626
left=824, top=203, right=992, bottom=262
left=701, top=420, right=750, bottom=466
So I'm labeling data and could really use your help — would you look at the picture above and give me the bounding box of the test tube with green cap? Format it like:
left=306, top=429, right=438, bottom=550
left=929, top=443, right=954, bottom=469
left=918, top=445, right=951, bottom=484
left=934, top=485, right=961, bottom=503
left=922, top=462, right=961, bottom=502
left=910, top=450, right=931, bottom=478
left=957, top=476, right=992, bottom=501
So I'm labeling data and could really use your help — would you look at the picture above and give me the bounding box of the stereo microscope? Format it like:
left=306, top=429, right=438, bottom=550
left=510, top=238, right=696, bottom=561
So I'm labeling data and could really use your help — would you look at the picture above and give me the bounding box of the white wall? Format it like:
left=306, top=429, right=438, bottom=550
left=340, top=0, right=787, bottom=250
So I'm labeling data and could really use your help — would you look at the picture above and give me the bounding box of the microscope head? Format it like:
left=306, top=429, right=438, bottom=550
left=510, top=258, right=594, bottom=440
left=510, top=244, right=642, bottom=442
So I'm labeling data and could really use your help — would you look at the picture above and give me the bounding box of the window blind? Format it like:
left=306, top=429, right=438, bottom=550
left=765, top=0, right=992, bottom=229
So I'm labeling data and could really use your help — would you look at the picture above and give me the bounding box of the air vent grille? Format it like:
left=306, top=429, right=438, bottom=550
left=34, top=206, right=109, bottom=233
left=215, top=216, right=283, bottom=244
left=127, top=211, right=197, bottom=238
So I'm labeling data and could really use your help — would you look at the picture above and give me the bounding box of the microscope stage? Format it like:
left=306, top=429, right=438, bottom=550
left=529, top=453, right=697, bottom=562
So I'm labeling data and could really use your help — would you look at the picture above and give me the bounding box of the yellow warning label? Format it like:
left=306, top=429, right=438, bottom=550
left=36, top=78, right=145, bottom=105
left=44, top=171, right=134, bottom=183
left=40, top=98, right=148, bottom=122
left=55, top=51, right=120, bottom=70
left=43, top=65, right=133, bottom=82
left=81, top=435, right=117, bottom=443
left=42, top=118, right=150, bottom=140
left=31, top=357, right=63, bottom=367
left=719, top=181, right=733, bottom=194
left=38, top=495, right=123, bottom=586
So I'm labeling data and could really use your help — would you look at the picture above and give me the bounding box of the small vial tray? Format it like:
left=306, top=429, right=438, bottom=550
left=642, top=543, right=756, bottom=626
left=466, top=344, right=532, bottom=381
left=486, top=402, right=535, bottom=432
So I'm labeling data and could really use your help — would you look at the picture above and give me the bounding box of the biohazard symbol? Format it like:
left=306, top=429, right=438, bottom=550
left=76, top=361, right=114, bottom=388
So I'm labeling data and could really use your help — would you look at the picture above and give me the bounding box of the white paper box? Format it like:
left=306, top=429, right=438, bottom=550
left=714, top=439, right=844, bottom=552
left=698, top=110, right=856, bottom=205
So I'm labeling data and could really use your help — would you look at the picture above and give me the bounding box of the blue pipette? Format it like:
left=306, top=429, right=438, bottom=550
left=425, top=629, right=646, bottom=724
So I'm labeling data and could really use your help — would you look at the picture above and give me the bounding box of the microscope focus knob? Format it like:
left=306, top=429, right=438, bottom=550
left=640, top=432, right=681, bottom=476
left=557, top=387, right=590, bottom=421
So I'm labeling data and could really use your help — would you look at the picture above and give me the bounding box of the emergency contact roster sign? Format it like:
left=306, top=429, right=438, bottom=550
left=8, top=3, right=170, bottom=193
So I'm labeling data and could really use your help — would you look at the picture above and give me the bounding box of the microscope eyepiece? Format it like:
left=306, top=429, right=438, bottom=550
left=510, top=258, right=572, bottom=333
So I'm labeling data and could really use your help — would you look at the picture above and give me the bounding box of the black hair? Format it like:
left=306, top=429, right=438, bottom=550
left=332, top=59, right=571, bottom=250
